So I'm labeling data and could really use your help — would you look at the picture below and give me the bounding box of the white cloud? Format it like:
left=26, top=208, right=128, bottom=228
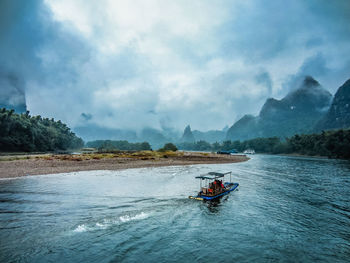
left=18, top=0, right=350, bottom=131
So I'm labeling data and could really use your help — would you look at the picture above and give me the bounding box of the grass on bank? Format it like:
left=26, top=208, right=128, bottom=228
left=0, top=150, right=185, bottom=162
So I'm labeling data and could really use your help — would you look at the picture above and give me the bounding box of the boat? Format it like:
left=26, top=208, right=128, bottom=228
left=217, top=149, right=238, bottom=155
left=189, top=172, right=239, bottom=201
left=243, top=149, right=255, bottom=154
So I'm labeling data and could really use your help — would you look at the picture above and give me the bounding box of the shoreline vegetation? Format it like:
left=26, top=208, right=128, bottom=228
left=0, top=108, right=84, bottom=152
left=1, top=107, right=349, bottom=180
left=87, top=128, right=350, bottom=160
left=0, top=151, right=249, bottom=179
left=175, top=129, right=350, bottom=160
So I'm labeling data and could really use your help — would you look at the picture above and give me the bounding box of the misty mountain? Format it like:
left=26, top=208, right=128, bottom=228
left=315, top=78, right=350, bottom=131
left=74, top=124, right=173, bottom=149
left=73, top=124, right=138, bottom=142
left=139, top=127, right=170, bottom=149
left=192, top=129, right=226, bottom=143
left=226, top=76, right=333, bottom=141
left=225, top=115, right=259, bottom=141
left=181, top=125, right=195, bottom=143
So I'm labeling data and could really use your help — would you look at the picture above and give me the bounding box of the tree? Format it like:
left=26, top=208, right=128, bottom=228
left=160, top=143, right=178, bottom=152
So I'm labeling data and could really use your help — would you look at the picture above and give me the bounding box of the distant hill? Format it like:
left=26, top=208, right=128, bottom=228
left=181, top=125, right=195, bottom=143
left=139, top=127, right=170, bottom=149
left=192, top=129, right=226, bottom=143
left=74, top=124, right=138, bottom=142
left=226, top=76, right=333, bottom=141
left=315, top=78, right=350, bottom=131
left=226, top=114, right=258, bottom=141
left=75, top=124, right=173, bottom=150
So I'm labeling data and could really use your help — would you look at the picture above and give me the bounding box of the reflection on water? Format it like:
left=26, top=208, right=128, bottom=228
left=0, top=155, right=350, bottom=262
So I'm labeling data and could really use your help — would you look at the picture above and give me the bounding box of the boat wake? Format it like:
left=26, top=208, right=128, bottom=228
left=73, top=211, right=150, bottom=233
left=119, top=212, right=149, bottom=222
left=73, top=224, right=89, bottom=233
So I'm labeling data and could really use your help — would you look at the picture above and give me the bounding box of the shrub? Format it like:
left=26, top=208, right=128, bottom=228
left=159, top=143, right=178, bottom=152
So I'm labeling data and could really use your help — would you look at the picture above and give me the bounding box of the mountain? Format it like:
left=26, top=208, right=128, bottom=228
left=181, top=125, right=195, bottom=143
left=139, top=127, right=169, bottom=149
left=74, top=124, right=173, bottom=149
left=226, top=76, right=332, bottom=141
left=315, top=78, right=350, bottom=131
left=225, top=114, right=259, bottom=141
left=74, top=124, right=138, bottom=142
left=192, top=129, right=226, bottom=143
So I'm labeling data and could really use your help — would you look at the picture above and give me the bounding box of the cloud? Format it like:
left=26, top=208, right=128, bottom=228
left=0, top=69, right=26, bottom=109
left=282, top=53, right=329, bottom=93
left=1, top=0, right=350, bottom=132
left=255, top=72, right=273, bottom=97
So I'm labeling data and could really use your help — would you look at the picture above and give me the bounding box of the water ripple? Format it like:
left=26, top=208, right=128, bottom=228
left=0, top=155, right=349, bottom=262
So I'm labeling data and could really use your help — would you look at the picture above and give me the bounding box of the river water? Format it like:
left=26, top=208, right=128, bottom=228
left=0, top=155, right=350, bottom=262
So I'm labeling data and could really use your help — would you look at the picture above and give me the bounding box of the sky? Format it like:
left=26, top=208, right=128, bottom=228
left=1, top=0, right=350, bottom=132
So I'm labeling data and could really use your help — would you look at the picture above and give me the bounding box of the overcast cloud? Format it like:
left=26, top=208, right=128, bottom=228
left=1, top=0, right=350, bottom=131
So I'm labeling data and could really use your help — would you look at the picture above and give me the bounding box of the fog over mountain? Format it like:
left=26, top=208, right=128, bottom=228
left=1, top=0, right=350, bottom=137
left=226, top=76, right=333, bottom=141
left=315, top=79, right=350, bottom=131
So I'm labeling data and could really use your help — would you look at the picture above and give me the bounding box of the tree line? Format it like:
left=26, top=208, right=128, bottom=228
left=0, top=108, right=84, bottom=152
left=176, top=129, right=350, bottom=159
left=86, top=140, right=152, bottom=151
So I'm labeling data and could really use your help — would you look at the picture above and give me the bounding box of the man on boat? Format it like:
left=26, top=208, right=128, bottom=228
left=213, top=179, right=225, bottom=194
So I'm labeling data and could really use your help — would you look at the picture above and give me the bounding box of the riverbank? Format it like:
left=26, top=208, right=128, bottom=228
left=0, top=151, right=249, bottom=179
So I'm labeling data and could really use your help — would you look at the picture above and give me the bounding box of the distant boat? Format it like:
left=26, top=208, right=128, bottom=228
left=243, top=149, right=255, bottom=154
left=217, top=149, right=238, bottom=155
left=189, top=172, right=239, bottom=201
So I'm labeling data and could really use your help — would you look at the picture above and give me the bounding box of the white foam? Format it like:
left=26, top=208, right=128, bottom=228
left=95, top=222, right=107, bottom=229
left=73, top=212, right=149, bottom=233
left=119, top=212, right=149, bottom=223
left=73, top=224, right=88, bottom=232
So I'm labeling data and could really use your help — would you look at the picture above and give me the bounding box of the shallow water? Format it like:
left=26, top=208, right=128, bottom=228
left=1, top=155, right=350, bottom=262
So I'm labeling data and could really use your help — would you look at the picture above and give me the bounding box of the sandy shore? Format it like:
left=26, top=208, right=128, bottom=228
left=0, top=152, right=249, bottom=179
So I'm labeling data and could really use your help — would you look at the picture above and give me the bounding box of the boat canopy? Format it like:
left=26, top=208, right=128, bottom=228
left=195, top=172, right=231, bottom=180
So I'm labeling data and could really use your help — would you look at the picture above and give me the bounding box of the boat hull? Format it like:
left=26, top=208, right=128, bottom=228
left=189, top=183, right=239, bottom=201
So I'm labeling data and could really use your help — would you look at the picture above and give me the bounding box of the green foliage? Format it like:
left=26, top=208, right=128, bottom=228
left=86, top=140, right=152, bottom=151
left=176, top=129, right=350, bottom=159
left=158, top=143, right=178, bottom=152
left=287, top=129, right=350, bottom=159
left=0, top=108, right=84, bottom=152
left=176, top=140, right=212, bottom=151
